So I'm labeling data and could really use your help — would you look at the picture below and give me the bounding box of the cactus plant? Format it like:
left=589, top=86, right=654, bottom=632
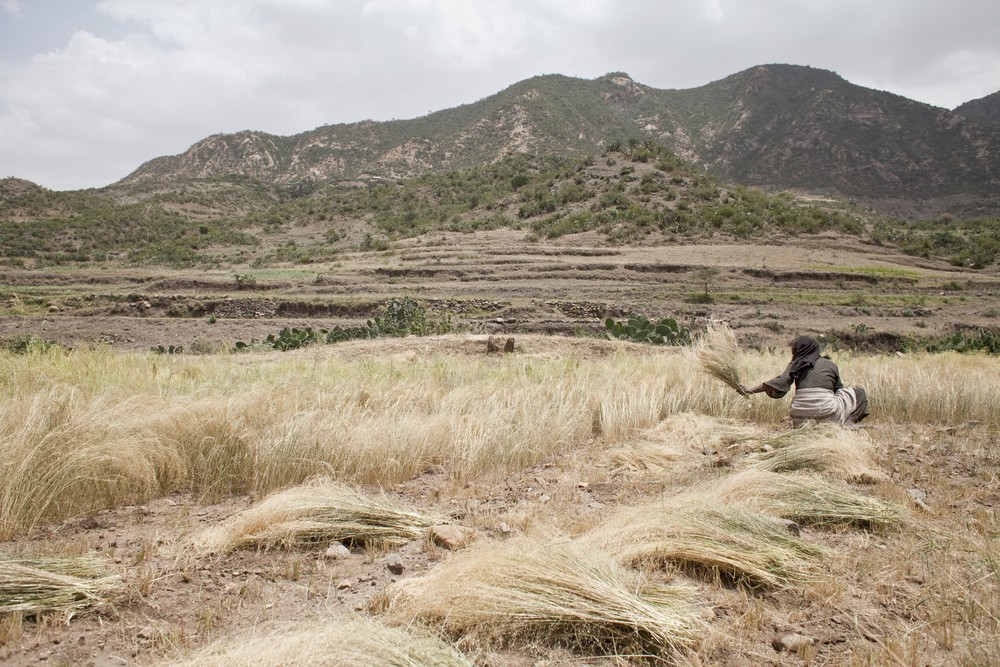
left=605, top=315, right=692, bottom=346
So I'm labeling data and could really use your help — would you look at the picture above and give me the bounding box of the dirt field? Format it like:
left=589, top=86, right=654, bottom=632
left=1, top=230, right=999, bottom=665
left=2, top=229, right=997, bottom=353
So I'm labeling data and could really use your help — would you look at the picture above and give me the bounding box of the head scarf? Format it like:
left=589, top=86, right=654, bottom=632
left=788, top=336, right=821, bottom=380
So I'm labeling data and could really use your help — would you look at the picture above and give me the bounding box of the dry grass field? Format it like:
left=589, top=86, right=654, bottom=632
left=1, top=232, right=999, bottom=665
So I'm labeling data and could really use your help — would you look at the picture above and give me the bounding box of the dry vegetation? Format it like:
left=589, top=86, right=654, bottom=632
left=0, top=337, right=998, bottom=665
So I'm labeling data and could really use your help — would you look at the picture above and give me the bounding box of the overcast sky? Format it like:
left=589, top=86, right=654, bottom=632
left=2, top=0, right=998, bottom=191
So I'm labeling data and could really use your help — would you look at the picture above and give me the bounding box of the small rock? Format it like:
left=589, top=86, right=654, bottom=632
left=771, top=632, right=813, bottom=653
left=324, top=543, right=351, bottom=560
left=497, top=522, right=512, bottom=534
left=430, top=524, right=482, bottom=550
left=75, top=516, right=101, bottom=530
left=386, top=555, right=405, bottom=575
left=765, top=516, right=801, bottom=536
left=336, top=579, right=353, bottom=590
left=137, top=625, right=157, bottom=640
left=907, top=488, right=930, bottom=510
left=760, top=444, right=774, bottom=453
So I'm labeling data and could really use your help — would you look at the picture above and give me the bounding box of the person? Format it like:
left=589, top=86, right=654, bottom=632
left=739, top=336, right=869, bottom=426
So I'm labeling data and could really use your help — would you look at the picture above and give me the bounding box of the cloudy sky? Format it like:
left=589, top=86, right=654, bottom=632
left=2, top=0, right=998, bottom=191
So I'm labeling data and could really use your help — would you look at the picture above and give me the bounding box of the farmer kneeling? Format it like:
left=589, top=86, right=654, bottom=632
left=739, top=336, right=869, bottom=426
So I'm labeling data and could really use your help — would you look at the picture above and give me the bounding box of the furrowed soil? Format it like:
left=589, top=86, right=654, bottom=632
left=2, top=229, right=997, bottom=352
left=1, top=229, right=998, bottom=665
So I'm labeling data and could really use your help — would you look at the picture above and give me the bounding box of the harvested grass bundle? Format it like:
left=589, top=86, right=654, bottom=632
left=164, top=616, right=471, bottom=667
left=0, top=554, right=122, bottom=618
left=193, top=478, right=439, bottom=554
left=699, top=470, right=907, bottom=531
left=748, top=426, right=886, bottom=483
left=584, top=499, right=824, bottom=588
left=696, top=321, right=745, bottom=393
left=378, top=536, right=703, bottom=660
left=604, top=413, right=761, bottom=475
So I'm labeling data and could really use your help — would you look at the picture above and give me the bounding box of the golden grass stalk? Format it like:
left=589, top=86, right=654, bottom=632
left=698, top=470, right=907, bottom=531
left=163, top=616, right=472, bottom=667
left=583, top=499, right=824, bottom=588
left=0, top=554, right=122, bottom=618
left=378, top=536, right=703, bottom=660
left=696, top=320, right=745, bottom=392
left=192, top=478, right=439, bottom=554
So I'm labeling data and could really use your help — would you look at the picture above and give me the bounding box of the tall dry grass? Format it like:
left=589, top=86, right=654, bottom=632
left=0, top=386, right=183, bottom=539
left=1, top=341, right=997, bottom=537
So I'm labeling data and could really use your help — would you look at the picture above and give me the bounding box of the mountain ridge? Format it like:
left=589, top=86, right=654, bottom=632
left=112, top=64, right=999, bottom=218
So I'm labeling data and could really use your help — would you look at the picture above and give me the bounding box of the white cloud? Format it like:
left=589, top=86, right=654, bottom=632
left=0, top=0, right=998, bottom=190
left=1, top=0, right=23, bottom=17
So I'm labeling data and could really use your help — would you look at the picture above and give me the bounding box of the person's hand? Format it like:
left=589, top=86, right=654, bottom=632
left=737, top=384, right=751, bottom=397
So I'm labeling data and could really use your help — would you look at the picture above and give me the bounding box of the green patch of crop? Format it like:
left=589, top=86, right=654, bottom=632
left=810, top=265, right=922, bottom=279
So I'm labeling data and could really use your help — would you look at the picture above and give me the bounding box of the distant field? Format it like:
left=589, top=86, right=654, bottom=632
left=1, top=229, right=998, bottom=358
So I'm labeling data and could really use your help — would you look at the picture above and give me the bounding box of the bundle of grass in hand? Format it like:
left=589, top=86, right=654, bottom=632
left=193, top=478, right=439, bottom=555
left=583, top=499, right=824, bottom=589
left=0, top=554, right=122, bottom=619
left=696, top=320, right=745, bottom=393
left=377, top=536, right=703, bottom=661
left=165, top=615, right=472, bottom=667
left=700, top=470, right=907, bottom=531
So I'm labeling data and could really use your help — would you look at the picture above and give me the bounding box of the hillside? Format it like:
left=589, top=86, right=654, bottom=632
left=4, top=141, right=1000, bottom=272
left=115, top=65, right=1000, bottom=218
left=955, top=90, right=1000, bottom=126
